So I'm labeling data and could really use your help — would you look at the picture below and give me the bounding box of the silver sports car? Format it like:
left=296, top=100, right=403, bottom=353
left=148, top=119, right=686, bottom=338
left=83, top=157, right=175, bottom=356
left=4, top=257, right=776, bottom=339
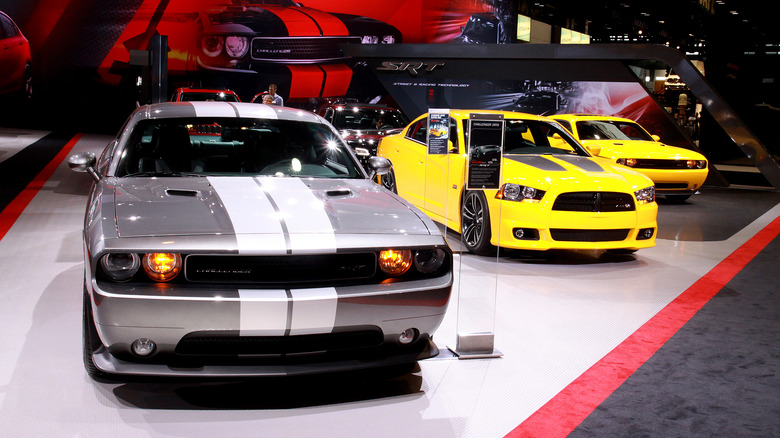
left=69, top=102, right=452, bottom=378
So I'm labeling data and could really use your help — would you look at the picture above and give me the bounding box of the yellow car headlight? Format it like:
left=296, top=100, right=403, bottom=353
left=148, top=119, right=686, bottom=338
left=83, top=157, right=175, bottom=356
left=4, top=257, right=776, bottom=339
left=686, top=160, right=707, bottom=169
left=634, top=186, right=655, bottom=204
left=378, top=249, right=412, bottom=276
left=496, top=183, right=545, bottom=203
left=616, top=158, right=638, bottom=167
left=142, top=253, right=182, bottom=282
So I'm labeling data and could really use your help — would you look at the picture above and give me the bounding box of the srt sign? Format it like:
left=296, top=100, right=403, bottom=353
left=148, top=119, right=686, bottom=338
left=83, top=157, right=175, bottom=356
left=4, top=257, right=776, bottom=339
left=377, top=61, right=445, bottom=76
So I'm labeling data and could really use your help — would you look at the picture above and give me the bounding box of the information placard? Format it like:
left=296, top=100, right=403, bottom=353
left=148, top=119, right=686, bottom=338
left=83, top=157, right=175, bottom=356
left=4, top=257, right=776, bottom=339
left=427, top=110, right=450, bottom=155
left=466, top=114, right=504, bottom=190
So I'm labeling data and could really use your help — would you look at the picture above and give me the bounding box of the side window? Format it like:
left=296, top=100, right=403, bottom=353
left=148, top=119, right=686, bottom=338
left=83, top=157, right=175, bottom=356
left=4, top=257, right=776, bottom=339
left=0, top=16, right=13, bottom=39
left=449, top=117, right=459, bottom=153
left=405, top=119, right=428, bottom=143
left=556, top=120, right=572, bottom=134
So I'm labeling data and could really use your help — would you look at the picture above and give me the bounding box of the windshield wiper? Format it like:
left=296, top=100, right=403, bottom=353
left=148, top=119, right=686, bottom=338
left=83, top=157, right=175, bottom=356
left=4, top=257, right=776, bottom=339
left=124, top=171, right=202, bottom=177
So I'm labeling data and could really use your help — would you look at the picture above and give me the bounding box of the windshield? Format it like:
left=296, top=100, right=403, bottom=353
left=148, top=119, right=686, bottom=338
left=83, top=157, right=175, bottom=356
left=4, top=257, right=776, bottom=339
left=180, top=92, right=239, bottom=102
left=116, top=117, right=363, bottom=179
left=332, top=107, right=409, bottom=130
left=575, top=120, right=654, bottom=141
left=464, top=119, right=589, bottom=156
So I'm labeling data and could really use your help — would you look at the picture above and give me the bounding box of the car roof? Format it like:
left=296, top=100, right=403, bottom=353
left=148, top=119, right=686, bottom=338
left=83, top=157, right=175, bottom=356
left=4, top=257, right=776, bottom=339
left=133, top=102, right=324, bottom=124
left=550, top=114, right=636, bottom=123
left=432, top=109, right=551, bottom=121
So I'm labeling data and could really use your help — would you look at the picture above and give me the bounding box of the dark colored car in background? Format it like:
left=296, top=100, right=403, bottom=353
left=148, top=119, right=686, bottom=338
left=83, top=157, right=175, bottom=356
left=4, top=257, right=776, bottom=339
left=450, top=13, right=502, bottom=44
left=0, top=11, right=32, bottom=100
left=318, top=100, right=409, bottom=167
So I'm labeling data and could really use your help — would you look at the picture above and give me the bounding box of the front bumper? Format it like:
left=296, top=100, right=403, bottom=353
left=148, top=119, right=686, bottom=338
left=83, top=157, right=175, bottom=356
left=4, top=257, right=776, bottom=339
left=488, top=197, right=658, bottom=251
left=635, top=168, right=709, bottom=193
left=88, top=274, right=452, bottom=376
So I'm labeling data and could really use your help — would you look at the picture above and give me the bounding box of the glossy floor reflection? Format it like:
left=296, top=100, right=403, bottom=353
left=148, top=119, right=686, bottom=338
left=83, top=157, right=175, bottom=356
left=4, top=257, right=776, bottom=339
left=1, top=133, right=778, bottom=437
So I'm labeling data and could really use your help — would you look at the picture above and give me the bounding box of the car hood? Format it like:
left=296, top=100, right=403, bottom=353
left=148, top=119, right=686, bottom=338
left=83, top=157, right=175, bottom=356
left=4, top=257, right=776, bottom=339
left=502, top=154, right=654, bottom=190
left=205, top=5, right=351, bottom=37
left=580, top=139, right=706, bottom=160
left=113, top=176, right=430, bottom=238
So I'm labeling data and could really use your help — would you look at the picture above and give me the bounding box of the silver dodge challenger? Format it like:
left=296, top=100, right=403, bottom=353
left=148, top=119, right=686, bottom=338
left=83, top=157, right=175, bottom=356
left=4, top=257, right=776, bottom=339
left=68, top=102, right=452, bottom=378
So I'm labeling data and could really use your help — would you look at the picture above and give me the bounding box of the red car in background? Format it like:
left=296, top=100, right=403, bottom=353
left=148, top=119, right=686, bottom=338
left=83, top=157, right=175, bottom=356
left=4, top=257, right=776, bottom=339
left=170, top=87, right=240, bottom=102
left=0, top=11, right=32, bottom=100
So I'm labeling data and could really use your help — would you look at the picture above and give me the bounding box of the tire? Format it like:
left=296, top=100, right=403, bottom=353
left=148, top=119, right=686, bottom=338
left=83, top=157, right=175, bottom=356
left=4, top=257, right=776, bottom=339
left=461, top=190, right=494, bottom=255
left=380, top=168, right=397, bottom=194
left=665, top=194, right=691, bottom=203
left=83, top=288, right=108, bottom=379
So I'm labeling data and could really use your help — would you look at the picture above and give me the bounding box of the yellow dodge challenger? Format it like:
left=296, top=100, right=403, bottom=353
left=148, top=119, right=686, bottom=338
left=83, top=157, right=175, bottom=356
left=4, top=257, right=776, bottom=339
left=550, top=114, right=708, bottom=202
left=377, top=110, right=658, bottom=254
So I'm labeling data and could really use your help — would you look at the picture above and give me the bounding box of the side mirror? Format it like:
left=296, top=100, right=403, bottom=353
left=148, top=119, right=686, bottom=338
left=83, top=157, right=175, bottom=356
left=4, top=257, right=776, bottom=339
left=651, top=134, right=661, bottom=141
left=585, top=144, right=602, bottom=156
left=367, top=155, right=392, bottom=177
left=552, top=133, right=563, bottom=140
left=68, top=152, right=100, bottom=182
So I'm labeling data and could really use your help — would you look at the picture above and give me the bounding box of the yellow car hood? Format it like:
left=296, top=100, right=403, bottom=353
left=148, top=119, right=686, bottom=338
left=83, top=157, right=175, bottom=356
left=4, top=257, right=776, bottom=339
left=502, top=154, right=654, bottom=191
left=580, top=139, right=706, bottom=160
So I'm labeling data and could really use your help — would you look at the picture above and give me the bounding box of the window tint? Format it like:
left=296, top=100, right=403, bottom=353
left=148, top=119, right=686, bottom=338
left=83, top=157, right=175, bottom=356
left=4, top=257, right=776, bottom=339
left=116, top=117, right=362, bottom=178
left=405, top=119, right=428, bottom=143
left=575, top=121, right=653, bottom=141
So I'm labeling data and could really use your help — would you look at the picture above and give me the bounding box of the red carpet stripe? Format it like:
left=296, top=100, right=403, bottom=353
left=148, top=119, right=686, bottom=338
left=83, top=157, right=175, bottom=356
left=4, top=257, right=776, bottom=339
left=506, top=213, right=780, bottom=438
left=0, top=133, right=81, bottom=242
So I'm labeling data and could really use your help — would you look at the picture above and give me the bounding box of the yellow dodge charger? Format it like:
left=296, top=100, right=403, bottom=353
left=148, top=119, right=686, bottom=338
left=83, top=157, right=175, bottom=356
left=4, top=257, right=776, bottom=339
left=550, top=114, right=708, bottom=202
left=377, top=110, right=658, bottom=254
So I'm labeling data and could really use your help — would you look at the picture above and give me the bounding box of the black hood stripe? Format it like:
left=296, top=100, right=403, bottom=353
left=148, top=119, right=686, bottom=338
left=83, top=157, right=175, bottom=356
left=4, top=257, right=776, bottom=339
left=555, top=155, right=606, bottom=172
left=505, top=155, right=567, bottom=171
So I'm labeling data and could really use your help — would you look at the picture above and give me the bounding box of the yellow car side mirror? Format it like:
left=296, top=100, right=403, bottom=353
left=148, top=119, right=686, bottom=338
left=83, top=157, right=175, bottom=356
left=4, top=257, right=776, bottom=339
left=586, top=144, right=602, bottom=156
left=651, top=134, right=661, bottom=141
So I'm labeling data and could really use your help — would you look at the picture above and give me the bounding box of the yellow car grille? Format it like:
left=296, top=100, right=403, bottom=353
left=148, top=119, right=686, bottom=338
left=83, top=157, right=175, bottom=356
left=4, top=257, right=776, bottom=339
left=552, top=192, right=635, bottom=212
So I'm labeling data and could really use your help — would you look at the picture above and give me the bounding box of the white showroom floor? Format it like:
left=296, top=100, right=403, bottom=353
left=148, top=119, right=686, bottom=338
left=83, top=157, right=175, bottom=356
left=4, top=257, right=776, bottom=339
left=1, top=132, right=778, bottom=437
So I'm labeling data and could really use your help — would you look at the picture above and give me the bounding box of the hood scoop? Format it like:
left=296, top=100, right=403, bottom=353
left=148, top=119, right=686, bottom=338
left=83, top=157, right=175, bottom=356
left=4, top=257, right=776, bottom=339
left=166, top=189, right=200, bottom=197
left=326, top=188, right=353, bottom=197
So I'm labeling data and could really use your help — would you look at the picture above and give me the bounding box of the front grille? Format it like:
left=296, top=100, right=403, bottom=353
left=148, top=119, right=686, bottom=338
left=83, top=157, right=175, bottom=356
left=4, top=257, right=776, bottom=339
left=655, top=182, right=689, bottom=189
left=175, top=330, right=384, bottom=356
left=552, top=192, right=635, bottom=212
left=631, top=159, right=694, bottom=169
left=550, top=229, right=630, bottom=242
left=185, top=253, right=376, bottom=284
left=251, top=36, right=360, bottom=61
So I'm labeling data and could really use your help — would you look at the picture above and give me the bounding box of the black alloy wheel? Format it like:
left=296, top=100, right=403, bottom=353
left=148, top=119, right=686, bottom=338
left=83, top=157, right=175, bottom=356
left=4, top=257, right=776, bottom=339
left=461, top=190, right=493, bottom=255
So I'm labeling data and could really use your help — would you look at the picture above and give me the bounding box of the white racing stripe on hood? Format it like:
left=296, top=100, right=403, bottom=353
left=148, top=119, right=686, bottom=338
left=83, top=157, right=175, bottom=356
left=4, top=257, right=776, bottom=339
left=191, top=102, right=240, bottom=117
left=261, top=177, right=337, bottom=254
left=207, top=176, right=287, bottom=254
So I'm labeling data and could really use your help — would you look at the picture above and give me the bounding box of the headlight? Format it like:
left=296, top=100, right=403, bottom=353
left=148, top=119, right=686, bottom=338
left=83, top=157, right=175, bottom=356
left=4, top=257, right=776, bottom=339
left=413, top=248, right=447, bottom=274
left=142, top=253, right=182, bottom=282
left=225, top=36, right=249, bottom=58
left=687, top=160, right=706, bottom=169
left=100, top=253, right=140, bottom=282
left=634, top=186, right=655, bottom=204
left=378, top=249, right=412, bottom=276
left=496, top=183, right=545, bottom=203
left=616, top=158, right=638, bottom=167
left=202, top=35, right=224, bottom=57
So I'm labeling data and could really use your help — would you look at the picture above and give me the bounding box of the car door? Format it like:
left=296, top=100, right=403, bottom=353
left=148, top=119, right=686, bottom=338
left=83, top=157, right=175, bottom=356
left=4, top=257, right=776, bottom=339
left=0, top=13, right=26, bottom=94
left=388, top=116, right=428, bottom=208
left=424, top=116, right=462, bottom=225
